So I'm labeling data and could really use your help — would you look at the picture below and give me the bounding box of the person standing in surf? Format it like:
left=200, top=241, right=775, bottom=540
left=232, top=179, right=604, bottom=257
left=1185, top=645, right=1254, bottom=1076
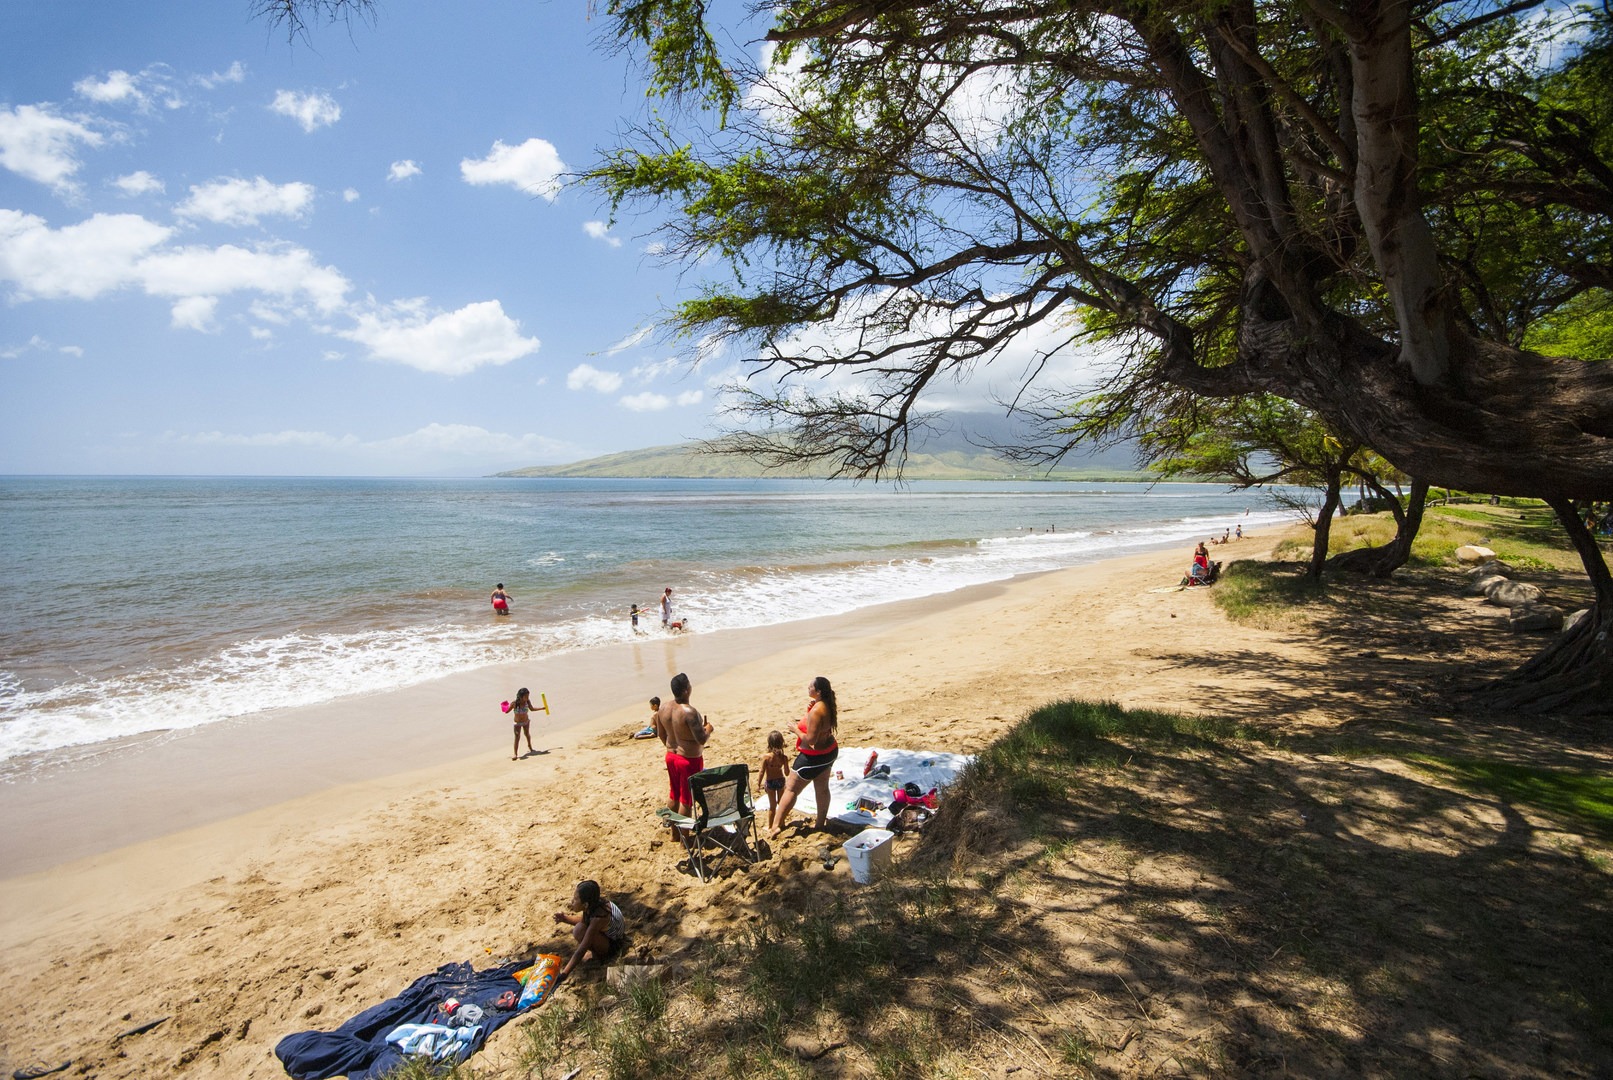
left=491, top=584, right=512, bottom=615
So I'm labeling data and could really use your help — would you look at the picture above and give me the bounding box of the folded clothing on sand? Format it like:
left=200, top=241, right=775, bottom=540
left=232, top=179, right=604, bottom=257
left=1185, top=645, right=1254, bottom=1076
left=274, top=960, right=527, bottom=1080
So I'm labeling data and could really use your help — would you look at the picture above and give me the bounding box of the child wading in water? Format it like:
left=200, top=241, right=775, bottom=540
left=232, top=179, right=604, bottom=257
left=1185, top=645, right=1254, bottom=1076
left=511, top=687, right=537, bottom=760
left=758, top=730, right=788, bottom=822
left=553, top=880, right=625, bottom=981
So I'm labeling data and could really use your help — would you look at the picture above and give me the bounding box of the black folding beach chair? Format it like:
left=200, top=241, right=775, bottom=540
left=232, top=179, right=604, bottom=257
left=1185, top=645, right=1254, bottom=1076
left=657, top=764, right=760, bottom=882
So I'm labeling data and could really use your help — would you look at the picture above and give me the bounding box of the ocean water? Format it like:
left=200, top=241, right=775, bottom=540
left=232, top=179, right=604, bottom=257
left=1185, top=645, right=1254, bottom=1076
left=0, top=476, right=1300, bottom=768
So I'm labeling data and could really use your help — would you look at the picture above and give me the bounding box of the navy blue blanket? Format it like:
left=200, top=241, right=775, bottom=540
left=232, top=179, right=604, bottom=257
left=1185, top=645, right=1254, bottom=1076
left=275, top=960, right=525, bottom=1080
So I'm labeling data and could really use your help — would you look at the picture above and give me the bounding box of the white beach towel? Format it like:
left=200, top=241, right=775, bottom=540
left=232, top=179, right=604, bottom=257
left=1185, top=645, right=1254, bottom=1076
left=784, top=747, right=973, bottom=828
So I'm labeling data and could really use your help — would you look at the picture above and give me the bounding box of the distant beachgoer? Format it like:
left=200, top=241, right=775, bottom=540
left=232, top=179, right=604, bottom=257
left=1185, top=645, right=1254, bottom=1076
left=491, top=584, right=512, bottom=615
left=630, top=604, right=643, bottom=633
left=768, top=676, right=839, bottom=838
left=511, top=687, right=537, bottom=760
left=1220, top=528, right=1230, bottom=544
left=660, top=588, right=673, bottom=628
left=553, top=880, right=625, bottom=982
left=655, top=672, right=711, bottom=821
left=757, top=730, right=788, bottom=822
left=1235, top=524, right=1243, bottom=540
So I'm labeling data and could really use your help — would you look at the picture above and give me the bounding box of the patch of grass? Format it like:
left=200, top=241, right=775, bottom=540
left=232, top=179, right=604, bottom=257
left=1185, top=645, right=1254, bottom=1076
left=385, top=1056, right=485, bottom=1079
left=1058, top=1024, right=1100, bottom=1070
left=1326, top=502, right=1590, bottom=573
left=973, top=699, right=1265, bottom=784
left=1211, top=559, right=1330, bottom=626
left=1407, top=755, right=1613, bottom=840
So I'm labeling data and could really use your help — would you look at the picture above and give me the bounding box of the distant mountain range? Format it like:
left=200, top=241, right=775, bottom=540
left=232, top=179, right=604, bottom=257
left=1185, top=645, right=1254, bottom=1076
left=495, top=413, right=1153, bottom=481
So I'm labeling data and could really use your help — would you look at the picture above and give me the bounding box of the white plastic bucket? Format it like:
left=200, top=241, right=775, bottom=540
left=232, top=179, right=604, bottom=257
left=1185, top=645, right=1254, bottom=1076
left=842, top=827, right=894, bottom=884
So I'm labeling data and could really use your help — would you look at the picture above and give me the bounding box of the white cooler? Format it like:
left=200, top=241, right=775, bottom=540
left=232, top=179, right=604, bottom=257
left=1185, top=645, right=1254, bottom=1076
left=842, top=827, right=895, bottom=884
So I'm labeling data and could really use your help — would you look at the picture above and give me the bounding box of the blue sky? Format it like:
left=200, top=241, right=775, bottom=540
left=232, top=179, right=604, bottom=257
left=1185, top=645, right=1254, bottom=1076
left=1, top=0, right=1126, bottom=477
left=0, top=0, right=765, bottom=475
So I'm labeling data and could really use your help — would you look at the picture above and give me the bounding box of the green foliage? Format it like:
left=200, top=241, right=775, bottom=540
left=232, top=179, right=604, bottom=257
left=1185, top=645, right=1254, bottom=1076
left=1526, top=290, right=1613, bottom=359
left=603, top=0, right=738, bottom=116
left=1326, top=503, right=1590, bottom=574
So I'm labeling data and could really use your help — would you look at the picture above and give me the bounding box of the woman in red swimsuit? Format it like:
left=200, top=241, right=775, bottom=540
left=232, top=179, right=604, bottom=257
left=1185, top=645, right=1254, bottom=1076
left=767, top=675, right=838, bottom=838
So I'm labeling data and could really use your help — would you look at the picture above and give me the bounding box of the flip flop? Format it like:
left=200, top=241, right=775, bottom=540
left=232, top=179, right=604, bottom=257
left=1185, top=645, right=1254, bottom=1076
left=14, top=1062, right=71, bottom=1080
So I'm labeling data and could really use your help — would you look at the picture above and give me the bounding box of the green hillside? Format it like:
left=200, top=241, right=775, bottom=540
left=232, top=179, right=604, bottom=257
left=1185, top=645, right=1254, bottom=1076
left=493, top=442, right=1152, bottom=481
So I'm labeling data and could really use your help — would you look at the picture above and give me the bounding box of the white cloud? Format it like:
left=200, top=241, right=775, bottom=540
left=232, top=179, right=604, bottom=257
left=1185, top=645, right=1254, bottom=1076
left=567, top=363, right=623, bottom=393
left=249, top=300, right=289, bottom=324
left=619, top=391, right=672, bottom=411
left=0, top=209, right=352, bottom=315
left=583, top=220, right=621, bottom=247
left=0, top=209, right=171, bottom=299
left=112, top=170, right=165, bottom=196
left=195, top=62, right=246, bottom=90
left=75, top=69, right=146, bottom=108
left=343, top=187, right=360, bottom=202
left=181, top=428, right=361, bottom=448
left=460, top=138, right=565, bottom=200
left=756, top=288, right=1111, bottom=414
left=176, top=176, right=316, bottom=226
left=629, top=356, right=684, bottom=381
left=170, top=295, right=219, bottom=331
left=249, top=325, right=273, bottom=341
left=0, top=334, right=83, bottom=360
left=167, top=423, right=575, bottom=471
left=270, top=89, right=341, bottom=132
left=0, top=104, right=104, bottom=192
left=605, top=327, right=652, bottom=355
left=139, top=242, right=351, bottom=312
left=675, top=390, right=704, bottom=406
left=339, top=298, right=540, bottom=374
left=366, top=423, right=568, bottom=460
left=388, top=160, right=421, bottom=182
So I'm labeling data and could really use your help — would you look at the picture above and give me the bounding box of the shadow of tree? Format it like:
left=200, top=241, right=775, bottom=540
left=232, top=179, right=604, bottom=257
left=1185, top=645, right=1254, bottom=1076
left=871, top=727, right=1613, bottom=1077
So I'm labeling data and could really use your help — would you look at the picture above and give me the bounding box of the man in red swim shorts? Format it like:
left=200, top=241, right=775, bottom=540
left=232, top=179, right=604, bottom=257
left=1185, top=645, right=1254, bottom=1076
left=654, top=671, right=712, bottom=820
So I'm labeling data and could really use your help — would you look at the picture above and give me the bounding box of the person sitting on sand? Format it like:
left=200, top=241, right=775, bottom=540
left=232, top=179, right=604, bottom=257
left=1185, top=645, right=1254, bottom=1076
left=631, top=696, right=660, bottom=740
left=553, top=880, right=625, bottom=981
left=1186, top=542, right=1216, bottom=585
left=768, top=676, right=839, bottom=839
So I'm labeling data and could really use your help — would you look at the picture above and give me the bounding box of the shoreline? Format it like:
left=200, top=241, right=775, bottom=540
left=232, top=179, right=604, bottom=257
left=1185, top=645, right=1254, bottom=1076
left=0, top=535, right=1226, bottom=879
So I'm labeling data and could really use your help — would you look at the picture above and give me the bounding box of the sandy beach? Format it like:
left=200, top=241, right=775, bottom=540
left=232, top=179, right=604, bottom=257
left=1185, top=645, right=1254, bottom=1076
left=1, top=533, right=1599, bottom=1078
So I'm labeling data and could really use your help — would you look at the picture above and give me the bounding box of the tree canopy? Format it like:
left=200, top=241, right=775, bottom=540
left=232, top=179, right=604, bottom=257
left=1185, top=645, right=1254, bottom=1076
left=586, top=0, right=1611, bottom=501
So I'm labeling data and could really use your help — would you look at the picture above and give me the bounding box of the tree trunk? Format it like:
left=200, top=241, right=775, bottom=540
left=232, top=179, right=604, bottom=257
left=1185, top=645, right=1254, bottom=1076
left=1307, top=466, right=1344, bottom=581
left=1326, top=477, right=1428, bottom=577
left=1484, top=497, right=1613, bottom=716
